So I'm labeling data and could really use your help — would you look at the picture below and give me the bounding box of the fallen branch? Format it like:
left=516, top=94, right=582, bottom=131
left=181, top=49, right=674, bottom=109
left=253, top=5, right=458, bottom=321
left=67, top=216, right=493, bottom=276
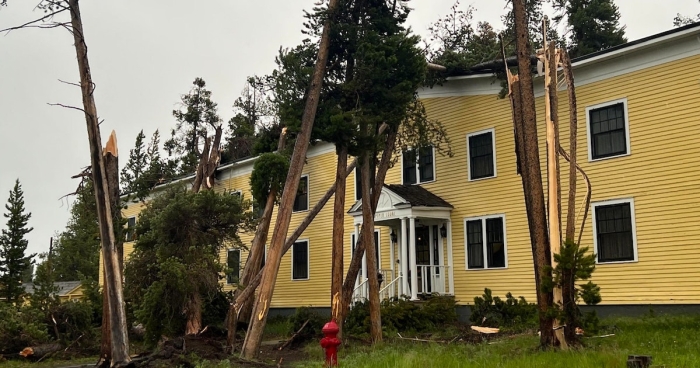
left=63, top=333, right=84, bottom=352
left=470, top=326, right=500, bottom=334
left=19, top=343, right=62, bottom=360
left=278, top=319, right=309, bottom=351
left=396, top=333, right=447, bottom=343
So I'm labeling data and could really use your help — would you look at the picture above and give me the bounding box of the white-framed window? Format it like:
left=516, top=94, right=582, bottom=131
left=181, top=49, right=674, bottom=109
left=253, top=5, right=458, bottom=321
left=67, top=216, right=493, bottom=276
left=592, top=198, right=638, bottom=264
left=230, top=190, right=242, bottom=199
left=401, top=145, right=435, bottom=185
left=293, top=175, right=309, bottom=212
left=354, top=168, right=362, bottom=201
left=586, top=98, right=631, bottom=161
left=226, top=249, right=241, bottom=284
left=125, top=216, right=136, bottom=242
left=464, top=214, right=507, bottom=270
left=467, top=128, right=496, bottom=181
left=291, top=239, right=309, bottom=280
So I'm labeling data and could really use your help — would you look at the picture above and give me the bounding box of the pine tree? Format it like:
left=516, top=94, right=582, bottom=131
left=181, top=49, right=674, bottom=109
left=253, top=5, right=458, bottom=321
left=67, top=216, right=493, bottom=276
left=553, top=0, right=627, bottom=57
left=120, top=130, right=148, bottom=194
left=0, top=179, right=35, bottom=303
left=164, top=78, right=221, bottom=175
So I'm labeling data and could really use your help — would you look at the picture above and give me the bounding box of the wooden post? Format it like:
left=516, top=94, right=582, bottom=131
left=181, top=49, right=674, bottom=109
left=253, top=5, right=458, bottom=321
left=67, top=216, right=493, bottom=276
left=240, top=0, right=340, bottom=359
left=68, top=0, right=130, bottom=364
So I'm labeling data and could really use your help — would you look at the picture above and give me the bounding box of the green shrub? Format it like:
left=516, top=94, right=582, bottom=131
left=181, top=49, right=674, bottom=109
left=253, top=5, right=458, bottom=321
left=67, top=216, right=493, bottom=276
left=48, top=300, right=97, bottom=344
left=288, top=307, right=327, bottom=344
left=469, top=288, right=537, bottom=331
left=0, top=303, right=50, bottom=355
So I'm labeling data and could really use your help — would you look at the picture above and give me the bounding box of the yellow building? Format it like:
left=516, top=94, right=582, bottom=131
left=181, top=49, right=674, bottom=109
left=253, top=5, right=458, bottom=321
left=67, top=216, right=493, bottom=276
left=117, top=23, right=700, bottom=315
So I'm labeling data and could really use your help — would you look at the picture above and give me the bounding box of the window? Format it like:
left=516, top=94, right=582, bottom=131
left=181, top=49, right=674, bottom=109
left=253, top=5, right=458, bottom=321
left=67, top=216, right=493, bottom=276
left=464, top=215, right=506, bottom=269
left=587, top=99, right=630, bottom=160
left=402, top=146, right=435, bottom=185
left=355, top=168, right=362, bottom=201
left=350, top=230, right=380, bottom=269
left=293, top=175, right=309, bottom=212
left=125, top=217, right=136, bottom=242
left=230, top=190, right=242, bottom=199
left=593, top=199, right=637, bottom=263
left=467, top=129, right=496, bottom=180
left=252, top=199, right=264, bottom=218
left=227, top=249, right=241, bottom=284
left=292, top=240, right=309, bottom=280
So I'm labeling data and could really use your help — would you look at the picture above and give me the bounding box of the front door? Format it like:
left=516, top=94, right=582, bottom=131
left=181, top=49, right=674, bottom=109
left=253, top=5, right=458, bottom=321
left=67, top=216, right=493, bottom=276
left=415, top=226, right=431, bottom=293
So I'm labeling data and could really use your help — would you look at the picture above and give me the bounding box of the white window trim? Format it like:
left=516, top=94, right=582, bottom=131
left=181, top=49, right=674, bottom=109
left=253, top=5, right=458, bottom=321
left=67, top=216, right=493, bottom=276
left=354, top=168, right=361, bottom=202
left=292, top=174, right=310, bottom=213
left=291, top=239, right=310, bottom=281
left=230, top=190, right=242, bottom=197
left=586, top=98, right=631, bottom=162
left=350, top=229, right=382, bottom=268
left=591, top=197, right=639, bottom=264
left=463, top=213, right=508, bottom=270
left=125, top=216, right=136, bottom=242
left=399, top=145, right=437, bottom=185
left=466, top=128, right=497, bottom=181
left=226, top=248, right=241, bottom=285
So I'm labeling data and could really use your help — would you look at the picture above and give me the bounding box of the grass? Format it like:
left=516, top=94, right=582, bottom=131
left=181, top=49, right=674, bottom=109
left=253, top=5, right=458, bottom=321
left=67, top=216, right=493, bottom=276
left=264, top=315, right=293, bottom=340
left=295, top=314, right=700, bottom=368
left=0, top=357, right=97, bottom=368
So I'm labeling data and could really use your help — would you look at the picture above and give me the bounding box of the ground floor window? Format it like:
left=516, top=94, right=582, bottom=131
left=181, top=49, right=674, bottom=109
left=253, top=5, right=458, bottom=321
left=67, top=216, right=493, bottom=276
left=592, top=198, right=637, bottom=263
left=227, top=249, right=241, bottom=284
left=464, top=215, right=506, bottom=269
left=292, top=240, right=309, bottom=280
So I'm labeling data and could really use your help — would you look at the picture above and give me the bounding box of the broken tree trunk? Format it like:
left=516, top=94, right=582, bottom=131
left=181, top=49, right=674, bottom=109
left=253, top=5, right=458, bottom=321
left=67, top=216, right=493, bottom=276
left=543, top=36, right=567, bottom=349
left=331, top=145, right=348, bottom=334
left=360, top=153, right=382, bottom=343
left=240, top=0, right=340, bottom=359
left=69, top=0, right=130, bottom=363
left=562, top=48, right=578, bottom=243
left=511, top=0, right=555, bottom=348
left=226, top=128, right=287, bottom=352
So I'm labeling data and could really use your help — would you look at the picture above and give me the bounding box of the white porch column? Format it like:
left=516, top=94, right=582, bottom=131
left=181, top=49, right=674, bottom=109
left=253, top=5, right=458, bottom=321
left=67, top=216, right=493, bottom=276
left=400, top=217, right=409, bottom=297
left=409, top=216, right=418, bottom=301
left=439, top=222, right=446, bottom=293
left=358, top=224, right=367, bottom=283
left=389, top=229, right=395, bottom=276
left=354, top=224, right=361, bottom=289
left=446, top=220, right=455, bottom=295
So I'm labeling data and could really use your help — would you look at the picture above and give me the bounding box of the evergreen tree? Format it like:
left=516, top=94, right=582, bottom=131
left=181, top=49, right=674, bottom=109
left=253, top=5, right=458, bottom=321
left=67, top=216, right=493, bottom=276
left=52, top=181, right=100, bottom=282
left=0, top=179, right=35, bottom=303
left=124, top=130, right=175, bottom=202
left=164, top=78, right=221, bottom=175
left=30, top=252, right=59, bottom=312
left=120, top=130, right=148, bottom=195
left=553, top=0, right=627, bottom=57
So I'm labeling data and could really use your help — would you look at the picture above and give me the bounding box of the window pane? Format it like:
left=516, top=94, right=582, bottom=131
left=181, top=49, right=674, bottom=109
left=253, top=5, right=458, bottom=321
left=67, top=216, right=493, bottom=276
left=486, top=218, right=505, bottom=268
left=403, top=150, right=417, bottom=184
left=293, top=241, right=309, bottom=280
left=590, top=103, right=627, bottom=159
left=418, top=146, right=434, bottom=182
left=466, top=220, right=484, bottom=269
left=125, top=217, right=136, bottom=242
left=227, top=249, right=240, bottom=284
left=293, top=177, right=309, bottom=212
left=469, top=132, right=494, bottom=179
left=355, top=168, right=362, bottom=201
left=373, top=231, right=380, bottom=270
left=595, top=203, right=634, bottom=262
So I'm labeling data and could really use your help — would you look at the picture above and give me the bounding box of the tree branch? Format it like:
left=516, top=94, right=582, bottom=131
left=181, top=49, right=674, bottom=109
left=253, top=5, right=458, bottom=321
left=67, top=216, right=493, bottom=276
left=47, top=102, right=87, bottom=114
left=0, top=8, right=68, bottom=34
left=58, top=79, right=81, bottom=88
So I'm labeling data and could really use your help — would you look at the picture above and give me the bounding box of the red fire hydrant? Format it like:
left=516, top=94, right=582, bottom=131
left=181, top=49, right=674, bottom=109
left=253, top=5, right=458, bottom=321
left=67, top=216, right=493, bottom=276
left=320, top=320, right=341, bottom=367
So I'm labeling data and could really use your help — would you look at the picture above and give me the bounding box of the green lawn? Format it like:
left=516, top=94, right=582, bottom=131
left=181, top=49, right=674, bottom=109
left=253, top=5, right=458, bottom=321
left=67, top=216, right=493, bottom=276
left=296, top=314, right=700, bottom=368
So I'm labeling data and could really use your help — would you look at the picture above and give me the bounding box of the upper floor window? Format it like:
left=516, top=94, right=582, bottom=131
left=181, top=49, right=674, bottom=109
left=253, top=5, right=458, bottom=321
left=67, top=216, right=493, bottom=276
left=402, top=146, right=435, bottom=185
left=467, top=129, right=496, bottom=181
left=465, top=214, right=506, bottom=270
left=226, top=249, right=241, bottom=284
left=592, top=198, right=637, bottom=263
left=125, top=217, right=136, bottom=242
left=293, top=175, right=309, bottom=212
left=292, top=240, right=309, bottom=280
left=587, top=99, right=630, bottom=161
left=355, top=168, right=362, bottom=201
left=230, top=190, right=242, bottom=199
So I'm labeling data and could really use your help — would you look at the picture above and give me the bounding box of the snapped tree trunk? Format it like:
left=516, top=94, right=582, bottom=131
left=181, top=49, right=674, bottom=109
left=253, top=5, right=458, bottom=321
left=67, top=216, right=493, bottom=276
left=226, top=128, right=287, bottom=352
left=68, top=0, right=130, bottom=364
left=185, top=292, right=203, bottom=335
left=511, top=0, right=555, bottom=348
left=331, top=145, right=348, bottom=334
left=360, top=153, right=382, bottom=343
left=240, top=0, right=340, bottom=359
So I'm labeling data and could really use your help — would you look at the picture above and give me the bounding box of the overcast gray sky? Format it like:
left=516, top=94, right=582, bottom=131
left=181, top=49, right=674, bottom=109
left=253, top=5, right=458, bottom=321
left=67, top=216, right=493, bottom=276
left=0, top=0, right=697, bottom=259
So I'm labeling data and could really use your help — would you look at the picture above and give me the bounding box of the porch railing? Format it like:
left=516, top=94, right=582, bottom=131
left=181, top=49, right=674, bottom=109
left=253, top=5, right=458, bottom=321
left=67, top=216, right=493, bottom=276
left=416, top=265, right=450, bottom=295
left=379, top=274, right=402, bottom=300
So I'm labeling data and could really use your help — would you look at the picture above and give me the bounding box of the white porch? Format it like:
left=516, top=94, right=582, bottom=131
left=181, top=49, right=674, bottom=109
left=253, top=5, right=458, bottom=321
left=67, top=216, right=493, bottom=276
left=348, top=184, right=455, bottom=302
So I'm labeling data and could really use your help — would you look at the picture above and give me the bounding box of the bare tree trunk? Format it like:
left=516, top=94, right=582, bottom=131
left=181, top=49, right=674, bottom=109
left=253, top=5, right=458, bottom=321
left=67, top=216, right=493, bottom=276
left=511, top=0, right=555, bottom=348
left=360, top=154, right=382, bottom=343
left=185, top=292, right=203, bottom=335
left=192, top=136, right=212, bottom=193
left=68, top=1, right=130, bottom=364
left=226, top=129, right=287, bottom=352
left=543, top=38, right=567, bottom=349
left=340, top=129, right=397, bottom=323
left=240, top=0, right=340, bottom=359
left=562, top=49, right=578, bottom=243
left=331, top=146, right=348, bottom=334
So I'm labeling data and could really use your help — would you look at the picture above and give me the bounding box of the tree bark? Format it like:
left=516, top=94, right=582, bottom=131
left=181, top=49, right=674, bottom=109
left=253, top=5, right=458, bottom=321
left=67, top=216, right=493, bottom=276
left=360, top=153, right=382, bottom=343
left=562, top=49, right=578, bottom=243
left=330, top=145, right=348, bottom=334
left=226, top=129, right=287, bottom=352
left=192, top=136, right=212, bottom=193
left=240, top=0, right=340, bottom=359
left=185, top=292, right=203, bottom=335
left=511, top=0, right=555, bottom=348
left=68, top=1, right=130, bottom=364
left=203, top=126, right=223, bottom=190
